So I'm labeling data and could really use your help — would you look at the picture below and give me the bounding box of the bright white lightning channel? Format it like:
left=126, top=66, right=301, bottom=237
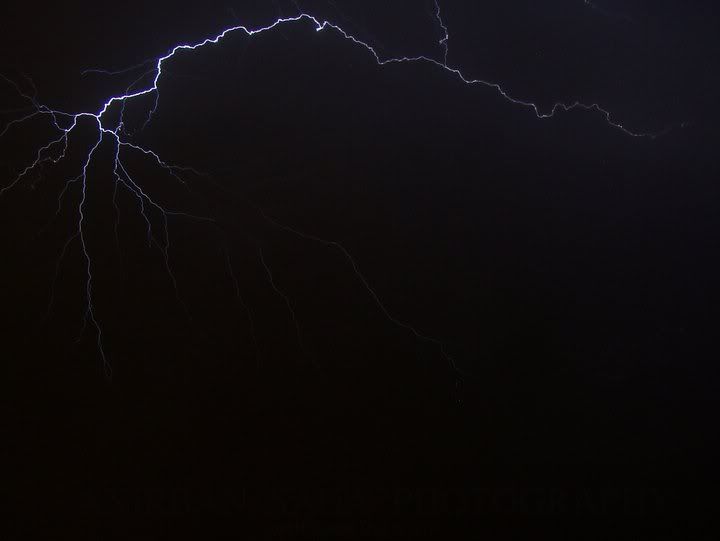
left=0, top=5, right=663, bottom=376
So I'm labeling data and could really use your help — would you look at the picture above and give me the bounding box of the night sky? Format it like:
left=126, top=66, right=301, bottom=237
left=3, top=1, right=719, bottom=538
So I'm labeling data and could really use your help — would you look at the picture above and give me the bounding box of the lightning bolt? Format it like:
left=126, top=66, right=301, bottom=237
left=0, top=3, right=669, bottom=376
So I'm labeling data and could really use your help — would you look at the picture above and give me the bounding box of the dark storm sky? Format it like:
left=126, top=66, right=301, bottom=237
left=3, top=0, right=719, bottom=535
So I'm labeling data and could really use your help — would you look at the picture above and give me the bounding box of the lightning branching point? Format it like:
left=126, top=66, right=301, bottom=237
left=1, top=3, right=666, bottom=372
left=76, top=123, right=111, bottom=378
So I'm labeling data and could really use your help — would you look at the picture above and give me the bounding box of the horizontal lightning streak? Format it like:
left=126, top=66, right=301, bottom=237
left=83, top=13, right=656, bottom=137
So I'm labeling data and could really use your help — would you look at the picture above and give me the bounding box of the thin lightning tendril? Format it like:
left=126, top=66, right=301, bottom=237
left=260, top=210, right=463, bottom=376
left=225, top=248, right=261, bottom=369
left=258, top=246, right=306, bottom=358
left=0, top=4, right=665, bottom=374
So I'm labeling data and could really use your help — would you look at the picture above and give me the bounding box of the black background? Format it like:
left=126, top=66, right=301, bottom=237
left=2, top=1, right=719, bottom=538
